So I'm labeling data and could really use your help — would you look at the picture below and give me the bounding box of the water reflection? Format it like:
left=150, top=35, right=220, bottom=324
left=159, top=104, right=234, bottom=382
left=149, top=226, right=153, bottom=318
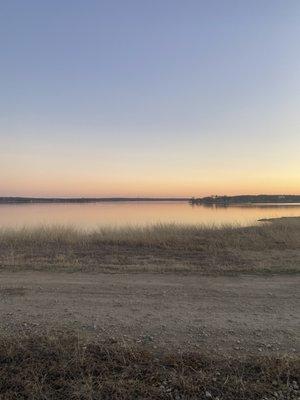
left=0, top=201, right=299, bottom=229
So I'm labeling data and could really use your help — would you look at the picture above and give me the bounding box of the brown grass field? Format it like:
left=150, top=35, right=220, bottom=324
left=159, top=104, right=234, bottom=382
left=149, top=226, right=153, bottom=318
left=0, top=218, right=299, bottom=399
left=0, top=332, right=299, bottom=400
left=0, top=218, right=300, bottom=274
left=0, top=334, right=300, bottom=400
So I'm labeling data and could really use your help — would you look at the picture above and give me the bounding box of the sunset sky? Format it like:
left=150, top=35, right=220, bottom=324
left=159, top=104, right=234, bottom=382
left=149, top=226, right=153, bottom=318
left=1, top=0, right=299, bottom=197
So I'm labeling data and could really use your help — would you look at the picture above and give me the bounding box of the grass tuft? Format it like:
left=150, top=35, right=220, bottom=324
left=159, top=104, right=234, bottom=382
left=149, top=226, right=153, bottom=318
left=0, top=332, right=298, bottom=399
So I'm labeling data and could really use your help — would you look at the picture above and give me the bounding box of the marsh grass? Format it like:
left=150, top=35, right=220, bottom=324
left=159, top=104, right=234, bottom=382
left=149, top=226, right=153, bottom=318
left=0, top=220, right=299, bottom=273
left=0, top=332, right=298, bottom=399
left=1, top=218, right=299, bottom=247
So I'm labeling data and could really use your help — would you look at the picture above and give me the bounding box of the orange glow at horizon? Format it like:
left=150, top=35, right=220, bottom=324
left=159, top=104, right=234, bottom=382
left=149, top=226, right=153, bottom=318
left=1, top=174, right=299, bottom=198
left=2, top=133, right=299, bottom=198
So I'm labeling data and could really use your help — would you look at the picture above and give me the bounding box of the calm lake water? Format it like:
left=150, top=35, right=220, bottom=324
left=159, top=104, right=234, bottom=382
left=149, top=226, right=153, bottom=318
left=1, top=201, right=300, bottom=229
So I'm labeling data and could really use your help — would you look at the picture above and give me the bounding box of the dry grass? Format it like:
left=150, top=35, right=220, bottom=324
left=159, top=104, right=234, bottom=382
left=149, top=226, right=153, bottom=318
left=0, top=332, right=298, bottom=400
left=1, top=219, right=299, bottom=248
left=0, top=219, right=300, bottom=274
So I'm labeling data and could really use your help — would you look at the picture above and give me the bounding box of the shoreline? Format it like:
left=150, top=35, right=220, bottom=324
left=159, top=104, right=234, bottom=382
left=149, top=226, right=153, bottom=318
left=0, top=197, right=190, bottom=204
left=1, top=219, right=299, bottom=274
left=190, top=194, right=300, bottom=205
left=1, top=194, right=300, bottom=205
left=259, top=216, right=300, bottom=223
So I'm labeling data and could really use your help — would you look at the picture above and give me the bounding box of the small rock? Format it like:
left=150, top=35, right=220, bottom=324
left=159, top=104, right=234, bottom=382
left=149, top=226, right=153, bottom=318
left=142, top=335, right=154, bottom=342
left=292, top=380, right=299, bottom=390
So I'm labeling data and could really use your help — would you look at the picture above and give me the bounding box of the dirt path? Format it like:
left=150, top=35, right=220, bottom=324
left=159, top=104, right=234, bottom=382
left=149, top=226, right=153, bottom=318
left=0, top=272, right=299, bottom=356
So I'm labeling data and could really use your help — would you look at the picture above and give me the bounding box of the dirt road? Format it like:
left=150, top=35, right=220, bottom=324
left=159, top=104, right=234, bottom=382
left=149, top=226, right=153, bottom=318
left=0, top=272, right=299, bottom=355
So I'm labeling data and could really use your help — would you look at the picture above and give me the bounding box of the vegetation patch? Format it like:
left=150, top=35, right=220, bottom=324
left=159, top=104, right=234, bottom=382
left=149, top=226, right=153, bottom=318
left=0, top=220, right=299, bottom=274
left=0, top=332, right=299, bottom=399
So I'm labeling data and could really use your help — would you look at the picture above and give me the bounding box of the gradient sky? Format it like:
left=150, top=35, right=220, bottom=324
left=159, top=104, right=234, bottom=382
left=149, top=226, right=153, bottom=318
left=1, top=0, right=299, bottom=197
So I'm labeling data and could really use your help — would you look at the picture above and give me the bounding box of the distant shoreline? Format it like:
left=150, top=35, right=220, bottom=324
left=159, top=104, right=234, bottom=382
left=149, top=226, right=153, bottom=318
left=258, top=216, right=300, bottom=223
left=1, top=194, right=300, bottom=205
left=190, top=194, right=300, bottom=205
left=0, top=197, right=190, bottom=204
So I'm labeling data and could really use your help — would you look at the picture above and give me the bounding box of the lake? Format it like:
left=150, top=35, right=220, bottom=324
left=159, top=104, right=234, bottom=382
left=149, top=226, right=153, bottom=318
left=1, top=201, right=300, bottom=229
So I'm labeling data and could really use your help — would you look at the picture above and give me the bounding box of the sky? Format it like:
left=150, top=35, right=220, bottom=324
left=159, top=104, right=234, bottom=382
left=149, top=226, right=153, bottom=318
left=1, top=0, right=299, bottom=197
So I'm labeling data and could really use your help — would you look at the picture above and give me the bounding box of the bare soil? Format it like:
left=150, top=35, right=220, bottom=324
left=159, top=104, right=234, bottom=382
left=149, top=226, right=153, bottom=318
left=1, top=271, right=299, bottom=356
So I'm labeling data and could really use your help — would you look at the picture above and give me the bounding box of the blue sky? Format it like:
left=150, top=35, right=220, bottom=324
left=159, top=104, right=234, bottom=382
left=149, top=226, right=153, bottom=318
left=1, top=0, right=299, bottom=196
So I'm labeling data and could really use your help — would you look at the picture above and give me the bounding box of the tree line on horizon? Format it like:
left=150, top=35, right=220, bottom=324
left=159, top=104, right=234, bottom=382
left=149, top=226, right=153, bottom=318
left=190, top=194, right=300, bottom=205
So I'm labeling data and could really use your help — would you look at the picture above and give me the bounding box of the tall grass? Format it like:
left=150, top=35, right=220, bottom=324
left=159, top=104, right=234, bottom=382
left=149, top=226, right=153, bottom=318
left=0, top=220, right=299, bottom=249
left=0, top=220, right=299, bottom=273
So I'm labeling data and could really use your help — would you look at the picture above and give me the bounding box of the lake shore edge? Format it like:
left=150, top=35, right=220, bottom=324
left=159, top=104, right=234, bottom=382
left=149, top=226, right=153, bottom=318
left=1, top=217, right=299, bottom=274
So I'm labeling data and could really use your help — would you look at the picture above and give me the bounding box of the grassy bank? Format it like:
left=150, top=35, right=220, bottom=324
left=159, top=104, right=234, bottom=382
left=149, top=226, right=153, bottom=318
left=0, top=332, right=299, bottom=400
left=0, top=219, right=300, bottom=273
